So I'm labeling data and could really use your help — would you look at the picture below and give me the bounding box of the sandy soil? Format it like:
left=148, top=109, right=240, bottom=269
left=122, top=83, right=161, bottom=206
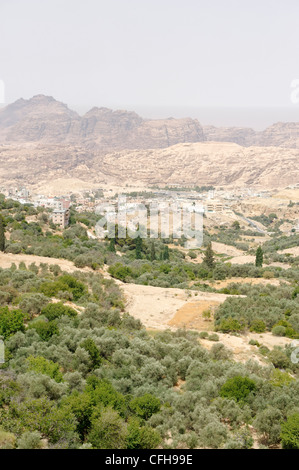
left=229, top=255, right=256, bottom=264
left=268, top=262, right=292, bottom=270
left=32, top=177, right=100, bottom=196
left=273, top=188, right=299, bottom=201
left=0, top=254, right=293, bottom=365
left=121, top=284, right=194, bottom=329
left=119, top=279, right=293, bottom=364
left=0, top=252, right=92, bottom=273
left=120, top=283, right=236, bottom=330
left=207, top=277, right=288, bottom=288
left=211, top=242, right=244, bottom=257
left=199, top=331, right=292, bottom=364
left=278, top=246, right=299, bottom=256
left=168, top=299, right=218, bottom=331
left=228, top=255, right=291, bottom=270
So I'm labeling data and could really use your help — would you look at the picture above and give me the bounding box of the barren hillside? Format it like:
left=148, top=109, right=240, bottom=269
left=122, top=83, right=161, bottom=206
left=1, top=140, right=298, bottom=190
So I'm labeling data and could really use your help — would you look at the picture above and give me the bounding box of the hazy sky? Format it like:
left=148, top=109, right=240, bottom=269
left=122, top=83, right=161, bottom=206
left=1, top=0, right=299, bottom=127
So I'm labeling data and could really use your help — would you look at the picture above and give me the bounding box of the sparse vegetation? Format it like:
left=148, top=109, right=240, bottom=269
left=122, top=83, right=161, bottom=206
left=1, top=194, right=299, bottom=449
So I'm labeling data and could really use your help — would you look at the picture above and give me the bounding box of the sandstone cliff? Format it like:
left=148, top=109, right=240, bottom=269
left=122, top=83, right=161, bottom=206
left=0, top=95, right=205, bottom=149
left=0, top=141, right=298, bottom=190
left=1, top=95, right=299, bottom=150
left=204, top=122, right=299, bottom=148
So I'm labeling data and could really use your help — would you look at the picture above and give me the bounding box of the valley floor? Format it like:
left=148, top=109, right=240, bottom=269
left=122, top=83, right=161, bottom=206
left=0, top=252, right=292, bottom=367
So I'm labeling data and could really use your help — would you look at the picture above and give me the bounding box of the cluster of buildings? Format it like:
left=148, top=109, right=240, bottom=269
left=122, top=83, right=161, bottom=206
left=0, top=186, right=71, bottom=229
left=0, top=186, right=31, bottom=204
left=34, top=196, right=71, bottom=229
left=2, top=183, right=298, bottom=232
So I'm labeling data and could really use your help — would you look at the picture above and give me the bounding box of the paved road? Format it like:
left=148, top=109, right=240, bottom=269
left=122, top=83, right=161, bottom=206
left=238, top=215, right=268, bottom=234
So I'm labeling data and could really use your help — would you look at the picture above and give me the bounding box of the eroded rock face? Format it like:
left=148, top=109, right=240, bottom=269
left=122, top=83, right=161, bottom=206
left=0, top=95, right=80, bottom=143
left=0, top=96, right=205, bottom=149
left=0, top=141, right=298, bottom=190
left=0, top=95, right=298, bottom=191
left=256, top=122, right=299, bottom=148
left=1, top=95, right=298, bottom=150
left=204, top=123, right=299, bottom=149
left=203, top=125, right=257, bottom=146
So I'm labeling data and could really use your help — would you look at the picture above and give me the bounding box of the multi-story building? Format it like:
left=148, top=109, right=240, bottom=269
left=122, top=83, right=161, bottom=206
left=51, top=209, right=70, bottom=229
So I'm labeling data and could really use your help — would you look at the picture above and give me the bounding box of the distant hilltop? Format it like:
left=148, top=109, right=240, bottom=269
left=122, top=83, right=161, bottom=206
left=0, top=95, right=205, bottom=150
left=0, top=94, right=299, bottom=149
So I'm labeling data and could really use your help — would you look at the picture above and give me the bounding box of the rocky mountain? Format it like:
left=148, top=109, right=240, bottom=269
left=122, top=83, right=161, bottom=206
left=0, top=95, right=205, bottom=149
left=203, top=125, right=257, bottom=147
left=0, top=95, right=80, bottom=143
left=95, top=142, right=299, bottom=188
left=203, top=122, right=299, bottom=148
left=0, top=95, right=298, bottom=191
left=1, top=95, right=299, bottom=150
left=256, top=122, right=299, bottom=148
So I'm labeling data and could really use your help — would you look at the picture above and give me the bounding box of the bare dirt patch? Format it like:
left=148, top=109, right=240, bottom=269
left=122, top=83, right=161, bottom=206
left=207, top=277, right=288, bottom=288
left=278, top=246, right=299, bottom=257
left=211, top=242, right=244, bottom=257
left=268, top=262, right=292, bottom=270
left=229, top=255, right=256, bottom=264
left=121, top=284, right=192, bottom=330
left=120, top=283, right=235, bottom=331
left=199, top=331, right=293, bottom=365
left=168, top=300, right=218, bottom=331
left=0, top=252, right=92, bottom=273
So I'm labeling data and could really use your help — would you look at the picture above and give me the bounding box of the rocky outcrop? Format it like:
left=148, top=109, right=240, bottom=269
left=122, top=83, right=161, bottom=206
left=204, top=122, right=299, bottom=149
left=1, top=95, right=299, bottom=153
left=256, top=122, right=299, bottom=148
left=0, top=141, right=298, bottom=190
left=0, top=95, right=80, bottom=143
left=203, top=125, right=257, bottom=147
left=0, top=96, right=205, bottom=149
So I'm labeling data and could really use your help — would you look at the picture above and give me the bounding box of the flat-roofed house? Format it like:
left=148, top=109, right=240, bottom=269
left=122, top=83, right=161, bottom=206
left=52, top=209, right=70, bottom=228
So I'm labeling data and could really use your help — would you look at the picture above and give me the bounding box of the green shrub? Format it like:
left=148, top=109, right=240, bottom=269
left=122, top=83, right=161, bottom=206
left=80, top=338, right=102, bottom=370
left=270, top=369, right=294, bottom=387
left=28, top=320, right=59, bottom=341
left=126, top=418, right=161, bottom=449
left=108, top=264, right=133, bottom=282
left=220, top=376, right=256, bottom=403
left=272, top=325, right=286, bottom=337
left=0, top=428, right=16, bottom=449
left=250, top=320, right=266, bottom=333
left=217, top=317, right=242, bottom=333
left=86, top=377, right=127, bottom=417
left=40, top=275, right=86, bottom=300
left=281, top=413, right=299, bottom=449
left=129, top=394, right=161, bottom=420
left=17, top=431, right=43, bottom=449
left=208, top=333, right=219, bottom=342
left=41, top=302, right=77, bottom=321
left=254, top=407, right=283, bottom=445
left=199, top=331, right=209, bottom=339
left=268, top=348, right=290, bottom=369
left=87, top=407, right=127, bottom=449
left=0, top=307, right=26, bottom=339
left=210, top=343, right=230, bottom=360
left=26, top=356, right=63, bottom=383
left=249, top=339, right=260, bottom=346
left=259, top=345, right=270, bottom=355
left=19, top=294, right=49, bottom=317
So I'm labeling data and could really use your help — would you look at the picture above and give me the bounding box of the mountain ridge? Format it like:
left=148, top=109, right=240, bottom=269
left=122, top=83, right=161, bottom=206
left=0, top=140, right=298, bottom=191
left=0, top=95, right=205, bottom=149
left=1, top=95, right=299, bottom=149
